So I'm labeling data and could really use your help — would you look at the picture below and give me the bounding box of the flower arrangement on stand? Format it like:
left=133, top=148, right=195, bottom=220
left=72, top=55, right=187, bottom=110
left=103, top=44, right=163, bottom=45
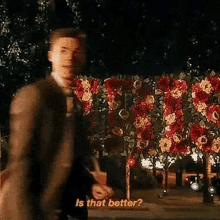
left=71, top=77, right=100, bottom=115
left=157, top=77, right=189, bottom=153
left=132, top=77, right=155, bottom=156
left=192, top=76, right=220, bottom=126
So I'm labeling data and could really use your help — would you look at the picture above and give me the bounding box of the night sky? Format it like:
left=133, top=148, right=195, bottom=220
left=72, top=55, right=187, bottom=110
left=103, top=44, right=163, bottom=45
left=1, top=0, right=220, bottom=129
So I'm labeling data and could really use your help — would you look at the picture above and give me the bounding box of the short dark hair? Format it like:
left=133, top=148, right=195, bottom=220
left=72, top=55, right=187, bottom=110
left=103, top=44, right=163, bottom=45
left=48, top=28, right=86, bottom=51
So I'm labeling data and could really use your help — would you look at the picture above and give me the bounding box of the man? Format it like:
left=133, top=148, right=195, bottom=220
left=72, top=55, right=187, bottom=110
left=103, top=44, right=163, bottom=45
left=0, top=28, right=112, bottom=220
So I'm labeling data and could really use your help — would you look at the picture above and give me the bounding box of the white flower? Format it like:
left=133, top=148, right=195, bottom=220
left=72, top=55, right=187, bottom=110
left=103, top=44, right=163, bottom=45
left=134, top=117, right=149, bottom=129
left=165, top=113, right=176, bottom=125
left=112, top=127, right=123, bottom=136
left=173, top=133, right=182, bottom=143
left=81, top=80, right=91, bottom=90
left=82, top=91, right=92, bottom=101
left=192, top=92, right=196, bottom=98
left=108, top=100, right=118, bottom=110
left=212, top=111, right=219, bottom=121
left=196, top=102, right=207, bottom=113
left=160, top=137, right=172, bottom=153
left=200, top=79, right=212, bottom=94
left=144, top=95, right=155, bottom=105
left=133, top=80, right=142, bottom=90
left=196, top=135, right=207, bottom=149
left=171, top=88, right=182, bottom=99
left=212, top=137, right=220, bottom=153
left=165, top=126, right=171, bottom=131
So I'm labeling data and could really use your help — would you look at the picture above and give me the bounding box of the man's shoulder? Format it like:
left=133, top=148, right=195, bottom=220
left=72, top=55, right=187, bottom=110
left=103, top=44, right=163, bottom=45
left=13, top=77, right=58, bottom=104
left=18, top=76, right=59, bottom=94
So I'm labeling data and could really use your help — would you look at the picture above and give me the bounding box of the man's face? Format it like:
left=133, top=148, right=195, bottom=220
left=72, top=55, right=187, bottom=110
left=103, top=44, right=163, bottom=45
left=48, top=37, right=85, bottom=83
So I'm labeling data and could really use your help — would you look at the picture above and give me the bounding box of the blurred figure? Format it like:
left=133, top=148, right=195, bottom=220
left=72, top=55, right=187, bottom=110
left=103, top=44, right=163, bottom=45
left=156, top=173, right=163, bottom=188
left=213, top=177, right=220, bottom=201
left=0, top=139, right=9, bottom=172
left=100, top=135, right=126, bottom=199
left=0, top=28, right=112, bottom=220
left=0, top=139, right=9, bottom=187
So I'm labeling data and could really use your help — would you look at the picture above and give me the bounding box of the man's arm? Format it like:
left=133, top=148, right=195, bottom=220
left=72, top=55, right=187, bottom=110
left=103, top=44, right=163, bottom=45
left=0, top=85, right=41, bottom=220
left=80, top=163, right=113, bottom=200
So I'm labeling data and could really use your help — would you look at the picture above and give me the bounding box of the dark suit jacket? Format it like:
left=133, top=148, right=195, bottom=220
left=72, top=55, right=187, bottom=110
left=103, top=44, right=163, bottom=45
left=0, top=75, right=95, bottom=220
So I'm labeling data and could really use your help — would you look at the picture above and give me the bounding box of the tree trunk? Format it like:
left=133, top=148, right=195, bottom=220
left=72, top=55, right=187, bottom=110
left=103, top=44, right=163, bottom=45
left=126, top=160, right=130, bottom=200
left=164, top=168, right=168, bottom=193
left=203, top=152, right=213, bottom=203
left=176, top=170, right=183, bottom=187
left=153, top=159, right=156, bottom=177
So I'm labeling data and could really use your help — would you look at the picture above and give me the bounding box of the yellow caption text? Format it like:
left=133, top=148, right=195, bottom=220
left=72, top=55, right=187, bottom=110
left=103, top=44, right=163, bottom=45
left=76, top=198, right=143, bottom=207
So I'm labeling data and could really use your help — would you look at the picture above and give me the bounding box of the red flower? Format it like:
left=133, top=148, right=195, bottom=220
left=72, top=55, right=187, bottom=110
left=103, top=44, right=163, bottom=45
left=170, top=141, right=188, bottom=153
left=70, top=78, right=82, bottom=88
left=83, top=101, right=92, bottom=113
left=141, top=127, right=154, bottom=141
left=177, top=80, right=188, bottom=92
left=193, top=90, right=209, bottom=104
left=201, top=139, right=213, bottom=152
left=75, top=87, right=84, bottom=99
left=206, top=77, right=220, bottom=93
left=158, top=77, right=176, bottom=92
left=105, top=78, right=121, bottom=91
left=190, top=124, right=209, bottom=142
left=165, top=124, right=183, bottom=138
left=90, top=79, right=99, bottom=94
left=175, top=110, right=184, bottom=123
left=128, top=156, right=136, bottom=167
left=133, top=103, right=147, bottom=117
left=206, top=104, right=220, bottom=123
left=192, top=83, right=202, bottom=93
left=164, top=93, right=183, bottom=110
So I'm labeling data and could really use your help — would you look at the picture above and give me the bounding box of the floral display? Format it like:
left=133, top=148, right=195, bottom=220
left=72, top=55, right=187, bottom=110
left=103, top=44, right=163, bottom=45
left=190, top=124, right=220, bottom=153
left=71, top=77, right=99, bottom=114
left=104, top=77, right=155, bottom=155
left=158, top=77, right=188, bottom=153
left=132, top=93, right=155, bottom=152
left=71, top=74, right=220, bottom=156
left=190, top=124, right=213, bottom=152
left=192, top=76, right=220, bottom=126
left=104, top=77, right=123, bottom=125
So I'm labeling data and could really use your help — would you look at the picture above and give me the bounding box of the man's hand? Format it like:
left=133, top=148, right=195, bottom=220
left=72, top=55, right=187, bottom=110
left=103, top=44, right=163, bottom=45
left=91, top=184, right=113, bottom=200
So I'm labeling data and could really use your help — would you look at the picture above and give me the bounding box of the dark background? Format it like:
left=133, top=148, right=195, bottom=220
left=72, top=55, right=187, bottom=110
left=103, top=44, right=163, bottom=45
left=1, top=0, right=220, bottom=132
